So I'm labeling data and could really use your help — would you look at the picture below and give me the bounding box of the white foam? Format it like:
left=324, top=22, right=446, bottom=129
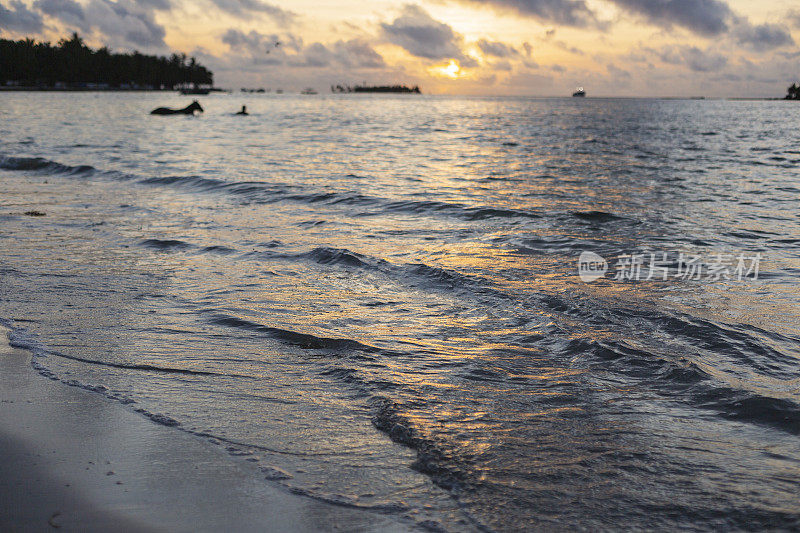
left=0, top=319, right=49, bottom=358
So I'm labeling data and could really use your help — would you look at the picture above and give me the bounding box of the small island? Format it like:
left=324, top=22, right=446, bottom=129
left=331, top=84, right=421, bottom=94
left=786, top=83, right=800, bottom=100
left=0, top=33, right=213, bottom=91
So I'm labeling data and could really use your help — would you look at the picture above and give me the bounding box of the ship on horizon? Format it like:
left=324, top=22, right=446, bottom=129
left=573, top=87, right=586, bottom=97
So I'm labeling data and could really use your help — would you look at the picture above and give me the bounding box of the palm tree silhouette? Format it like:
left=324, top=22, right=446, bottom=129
left=0, top=33, right=213, bottom=89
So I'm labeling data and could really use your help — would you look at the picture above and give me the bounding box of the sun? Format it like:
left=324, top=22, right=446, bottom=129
left=431, top=59, right=462, bottom=79
left=442, top=60, right=460, bottom=78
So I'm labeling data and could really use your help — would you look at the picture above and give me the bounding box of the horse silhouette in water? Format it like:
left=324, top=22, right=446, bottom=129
left=151, top=100, right=204, bottom=115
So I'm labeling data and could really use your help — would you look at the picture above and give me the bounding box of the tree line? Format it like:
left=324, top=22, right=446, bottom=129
left=0, top=33, right=213, bottom=89
left=787, top=83, right=800, bottom=100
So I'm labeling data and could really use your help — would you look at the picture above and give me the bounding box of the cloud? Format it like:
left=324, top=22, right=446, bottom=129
left=732, top=20, right=794, bottom=52
left=288, top=42, right=333, bottom=67
left=788, top=10, right=800, bottom=29
left=221, top=28, right=267, bottom=52
left=0, top=0, right=44, bottom=33
left=332, top=39, right=385, bottom=68
left=222, top=28, right=384, bottom=69
left=83, top=0, right=166, bottom=48
left=137, top=0, right=170, bottom=9
left=456, top=0, right=597, bottom=27
left=381, top=5, right=464, bottom=60
left=476, top=38, right=518, bottom=57
left=608, top=0, right=733, bottom=36
left=30, top=0, right=168, bottom=48
left=607, top=63, right=631, bottom=78
left=208, top=0, right=295, bottom=23
left=33, top=0, right=89, bottom=32
left=452, top=0, right=793, bottom=52
left=221, top=28, right=287, bottom=64
left=552, top=39, right=583, bottom=54
left=655, top=45, right=728, bottom=71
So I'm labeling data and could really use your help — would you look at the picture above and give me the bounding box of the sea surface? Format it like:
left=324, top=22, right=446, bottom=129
left=1, top=92, right=799, bottom=531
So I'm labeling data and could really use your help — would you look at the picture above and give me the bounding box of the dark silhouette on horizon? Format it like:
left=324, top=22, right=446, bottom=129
left=180, top=87, right=212, bottom=95
left=786, top=83, right=800, bottom=100
left=151, top=101, right=204, bottom=115
left=331, top=84, right=421, bottom=94
left=0, top=33, right=213, bottom=90
left=236, top=106, right=248, bottom=115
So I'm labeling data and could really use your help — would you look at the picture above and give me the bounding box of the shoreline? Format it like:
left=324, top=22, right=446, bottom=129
left=0, top=326, right=410, bottom=532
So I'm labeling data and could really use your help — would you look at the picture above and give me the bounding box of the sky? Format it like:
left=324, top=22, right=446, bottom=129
left=1, top=0, right=799, bottom=96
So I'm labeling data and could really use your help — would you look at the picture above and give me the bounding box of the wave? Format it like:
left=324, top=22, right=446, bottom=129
left=137, top=238, right=238, bottom=256
left=0, top=155, right=97, bottom=176
left=572, top=210, right=625, bottom=222
left=370, top=396, right=467, bottom=492
left=2, top=318, right=237, bottom=379
left=139, top=238, right=194, bottom=250
left=0, top=320, right=203, bottom=431
left=0, top=318, right=363, bottom=506
left=286, top=485, right=411, bottom=514
left=130, top=231, right=800, bottom=436
left=199, top=245, right=237, bottom=254
left=300, top=247, right=373, bottom=268
left=556, top=301, right=800, bottom=436
left=209, top=314, right=378, bottom=352
left=30, top=345, right=225, bottom=377
left=139, top=175, right=228, bottom=190
left=136, top=237, right=507, bottom=308
left=381, top=199, right=540, bottom=221
left=285, top=246, right=503, bottom=301
left=2, top=154, right=543, bottom=223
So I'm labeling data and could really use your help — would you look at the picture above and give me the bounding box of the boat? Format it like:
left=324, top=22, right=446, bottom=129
left=300, top=88, right=318, bottom=95
left=572, top=87, right=586, bottom=97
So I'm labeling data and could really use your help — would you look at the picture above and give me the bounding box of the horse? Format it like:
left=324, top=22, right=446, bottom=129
left=151, top=100, right=204, bottom=115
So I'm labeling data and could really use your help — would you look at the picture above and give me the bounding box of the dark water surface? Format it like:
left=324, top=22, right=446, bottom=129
left=1, top=93, right=799, bottom=531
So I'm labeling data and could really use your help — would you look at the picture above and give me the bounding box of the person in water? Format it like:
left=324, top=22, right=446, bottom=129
left=236, top=106, right=248, bottom=115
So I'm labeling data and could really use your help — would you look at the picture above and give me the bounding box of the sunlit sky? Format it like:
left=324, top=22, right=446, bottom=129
left=1, top=0, right=799, bottom=96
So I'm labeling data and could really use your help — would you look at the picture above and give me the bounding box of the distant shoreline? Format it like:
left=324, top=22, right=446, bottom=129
left=0, top=87, right=785, bottom=99
left=0, top=86, right=173, bottom=92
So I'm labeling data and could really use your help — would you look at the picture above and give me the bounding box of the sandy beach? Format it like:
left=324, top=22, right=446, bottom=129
left=0, top=326, right=410, bottom=532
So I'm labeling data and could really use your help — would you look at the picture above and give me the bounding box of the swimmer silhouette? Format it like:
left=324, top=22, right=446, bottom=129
left=151, top=100, right=203, bottom=115
left=236, top=105, right=248, bottom=115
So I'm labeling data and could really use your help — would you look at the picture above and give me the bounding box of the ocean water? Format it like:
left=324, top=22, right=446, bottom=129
left=1, top=92, right=799, bottom=531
